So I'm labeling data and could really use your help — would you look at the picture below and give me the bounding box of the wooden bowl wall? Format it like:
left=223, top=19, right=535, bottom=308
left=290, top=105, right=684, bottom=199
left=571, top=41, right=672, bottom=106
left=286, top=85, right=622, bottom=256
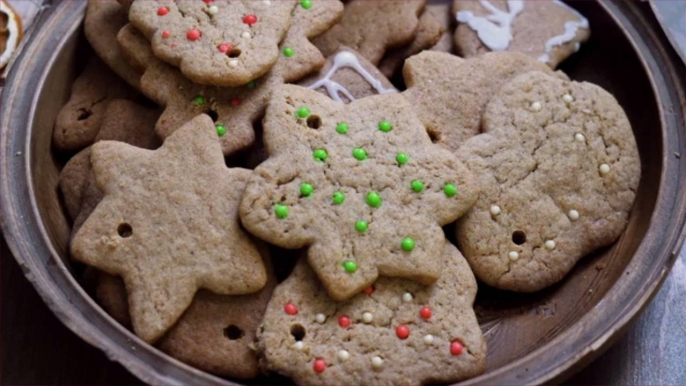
left=1, top=1, right=685, bottom=385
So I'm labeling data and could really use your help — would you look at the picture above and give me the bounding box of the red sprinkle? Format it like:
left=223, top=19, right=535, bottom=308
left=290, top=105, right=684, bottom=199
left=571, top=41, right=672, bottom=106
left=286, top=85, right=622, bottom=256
left=230, top=98, right=241, bottom=106
left=242, top=14, right=258, bottom=26
left=203, top=0, right=214, bottom=3
left=218, top=43, right=232, bottom=53
left=450, top=341, right=463, bottom=356
left=171, top=42, right=178, bottom=48
left=338, top=315, right=351, bottom=328
left=162, top=30, right=171, bottom=39
left=313, top=359, right=326, bottom=373
left=396, top=325, right=410, bottom=340
left=186, top=29, right=201, bottom=41
left=363, top=285, right=374, bottom=295
left=420, top=306, right=432, bottom=320
left=284, top=302, right=298, bottom=315
left=157, top=6, right=169, bottom=16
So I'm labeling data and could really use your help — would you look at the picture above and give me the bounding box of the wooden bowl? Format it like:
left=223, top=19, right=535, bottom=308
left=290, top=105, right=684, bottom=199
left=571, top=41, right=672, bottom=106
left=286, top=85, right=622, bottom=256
left=1, top=1, right=685, bottom=384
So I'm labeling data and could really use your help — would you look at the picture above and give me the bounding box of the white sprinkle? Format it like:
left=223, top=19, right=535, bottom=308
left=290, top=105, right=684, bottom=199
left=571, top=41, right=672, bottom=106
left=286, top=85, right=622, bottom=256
left=292, top=341, right=304, bottom=351
left=229, top=59, right=238, bottom=68
left=371, top=356, right=384, bottom=369
left=315, top=313, right=326, bottom=324
left=490, top=205, right=501, bottom=215
left=337, top=350, right=350, bottom=361
left=402, top=292, right=413, bottom=302
left=531, top=101, right=542, bottom=111
left=241, top=31, right=251, bottom=39
left=544, top=240, right=556, bottom=250
left=563, top=94, right=574, bottom=103
left=362, top=312, right=373, bottom=323
left=508, top=251, right=519, bottom=261
left=423, top=334, right=434, bottom=345
left=599, top=164, right=611, bottom=175
left=574, top=133, right=585, bottom=142
left=263, top=0, right=271, bottom=4
left=208, top=5, right=219, bottom=15
left=568, top=209, right=580, bottom=220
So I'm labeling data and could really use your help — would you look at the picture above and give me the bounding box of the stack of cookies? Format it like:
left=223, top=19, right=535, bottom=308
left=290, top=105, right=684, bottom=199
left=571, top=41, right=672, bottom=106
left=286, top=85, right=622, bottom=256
left=54, top=1, right=640, bottom=385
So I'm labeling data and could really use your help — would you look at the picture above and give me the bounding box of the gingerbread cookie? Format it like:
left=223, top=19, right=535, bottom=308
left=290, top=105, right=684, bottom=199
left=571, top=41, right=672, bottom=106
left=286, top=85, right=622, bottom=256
left=60, top=148, right=93, bottom=222
left=240, top=85, right=479, bottom=301
left=453, top=0, right=590, bottom=68
left=71, top=115, right=267, bottom=342
left=427, top=4, right=455, bottom=53
left=257, top=241, right=486, bottom=385
left=402, top=51, right=562, bottom=151
left=300, top=48, right=397, bottom=104
left=456, top=71, right=640, bottom=292
left=313, top=0, right=426, bottom=65
left=127, top=0, right=298, bottom=86
left=96, top=243, right=277, bottom=379
left=53, top=58, right=139, bottom=152
left=117, top=0, right=344, bottom=155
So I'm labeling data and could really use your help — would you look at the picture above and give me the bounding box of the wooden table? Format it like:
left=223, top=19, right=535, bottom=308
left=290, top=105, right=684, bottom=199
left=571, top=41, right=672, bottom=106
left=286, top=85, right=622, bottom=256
left=2, top=234, right=684, bottom=385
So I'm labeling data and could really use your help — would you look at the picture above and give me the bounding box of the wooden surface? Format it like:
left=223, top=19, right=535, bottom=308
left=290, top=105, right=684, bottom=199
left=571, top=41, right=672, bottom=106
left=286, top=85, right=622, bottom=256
left=2, top=233, right=684, bottom=385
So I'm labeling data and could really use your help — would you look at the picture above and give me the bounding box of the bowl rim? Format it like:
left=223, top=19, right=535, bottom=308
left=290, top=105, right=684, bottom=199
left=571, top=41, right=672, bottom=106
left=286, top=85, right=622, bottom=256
left=1, top=1, right=685, bottom=385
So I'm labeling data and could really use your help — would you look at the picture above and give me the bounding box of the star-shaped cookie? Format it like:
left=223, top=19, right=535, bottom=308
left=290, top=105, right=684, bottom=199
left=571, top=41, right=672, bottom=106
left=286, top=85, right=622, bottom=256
left=71, top=114, right=267, bottom=342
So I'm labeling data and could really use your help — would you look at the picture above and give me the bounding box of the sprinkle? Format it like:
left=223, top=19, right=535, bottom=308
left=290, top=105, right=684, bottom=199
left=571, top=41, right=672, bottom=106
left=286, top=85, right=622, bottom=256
left=545, top=240, right=556, bottom=250
left=402, top=292, right=413, bottom=302
left=313, top=149, right=327, bottom=162
left=203, top=0, right=214, bottom=3
left=336, top=122, right=349, bottom=134
left=157, top=6, right=169, bottom=16
left=218, top=43, right=232, bottom=53
left=366, top=192, right=382, bottom=208
left=263, top=0, right=271, bottom=4
left=355, top=220, right=368, bottom=233
left=284, top=302, right=297, bottom=315
left=186, top=29, right=201, bottom=41
left=490, top=205, right=501, bottom=215
left=300, top=182, right=314, bottom=197
left=292, top=341, right=304, bottom=350
left=401, top=237, right=415, bottom=252
left=332, top=191, right=345, bottom=205
left=315, top=313, right=326, bottom=324
left=423, top=334, right=434, bottom=345
left=396, top=325, right=410, bottom=339
left=296, top=107, right=310, bottom=118
left=300, top=0, right=313, bottom=9
left=247, top=80, right=257, bottom=89
left=562, top=94, right=573, bottom=104
left=568, top=209, right=580, bottom=220
left=313, top=359, right=326, bottom=373
left=192, top=95, right=205, bottom=106
left=162, top=30, right=171, bottom=38
left=450, top=341, right=464, bottom=356
left=243, top=14, right=258, bottom=26
left=531, top=101, right=541, bottom=111
left=575, top=133, right=585, bottom=142
left=208, top=5, right=219, bottom=15
left=338, top=315, right=351, bottom=328
left=241, top=31, right=251, bottom=39
left=378, top=120, right=393, bottom=132
left=508, top=251, right=519, bottom=261
left=229, top=59, right=239, bottom=68
left=396, top=152, right=409, bottom=165
left=274, top=204, right=289, bottom=219
left=444, top=183, right=457, bottom=197
left=283, top=47, right=295, bottom=58
left=353, top=147, right=368, bottom=161
left=411, top=180, right=424, bottom=193
left=362, top=312, right=373, bottom=323
left=599, top=164, right=611, bottom=175
left=337, top=350, right=350, bottom=362
left=420, top=306, right=432, bottom=320
left=363, top=286, right=374, bottom=295
left=215, top=124, right=227, bottom=137
left=231, top=98, right=241, bottom=106
left=343, top=260, right=357, bottom=273
left=371, top=356, right=384, bottom=369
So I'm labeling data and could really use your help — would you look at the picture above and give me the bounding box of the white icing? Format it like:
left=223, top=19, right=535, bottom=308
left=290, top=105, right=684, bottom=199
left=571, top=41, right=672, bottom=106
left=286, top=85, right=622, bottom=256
left=455, top=0, right=524, bottom=51
left=1, top=0, right=21, bottom=68
left=537, top=0, right=589, bottom=64
left=307, top=51, right=397, bottom=103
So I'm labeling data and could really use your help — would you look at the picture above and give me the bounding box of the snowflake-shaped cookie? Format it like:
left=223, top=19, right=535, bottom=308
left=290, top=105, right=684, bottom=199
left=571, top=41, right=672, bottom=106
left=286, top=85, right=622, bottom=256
left=240, top=85, right=479, bottom=300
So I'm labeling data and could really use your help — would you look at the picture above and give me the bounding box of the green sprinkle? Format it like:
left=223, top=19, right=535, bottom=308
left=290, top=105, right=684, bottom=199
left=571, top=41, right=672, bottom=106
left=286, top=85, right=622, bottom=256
left=283, top=47, right=294, bottom=58
left=247, top=80, right=257, bottom=89
left=411, top=180, right=424, bottom=193
left=378, top=120, right=392, bottom=132
left=336, top=122, right=349, bottom=134
left=352, top=147, right=367, bottom=161
left=274, top=204, right=289, bottom=219
left=401, top=237, right=415, bottom=252
left=396, top=152, right=409, bottom=165
left=444, top=183, right=457, bottom=197
left=342, top=260, right=357, bottom=273
left=296, top=107, right=310, bottom=118
left=300, top=182, right=314, bottom=197
left=192, top=95, right=205, bottom=106
left=300, top=0, right=313, bottom=9
left=333, top=191, right=345, bottom=205
left=366, top=191, right=382, bottom=208
left=355, top=220, right=368, bottom=233
left=313, top=148, right=328, bottom=162
left=215, top=124, right=227, bottom=137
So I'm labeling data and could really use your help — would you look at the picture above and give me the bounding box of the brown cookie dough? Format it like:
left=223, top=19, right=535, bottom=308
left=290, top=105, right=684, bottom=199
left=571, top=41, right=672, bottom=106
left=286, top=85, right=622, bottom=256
left=60, top=148, right=93, bottom=222
left=313, top=0, right=427, bottom=65
left=240, top=85, right=479, bottom=301
left=402, top=50, right=562, bottom=151
left=71, top=115, right=267, bottom=342
left=456, top=71, right=640, bottom=292
left=127, top=0, right=297, bottom=86
left=300, top=47, right=397, bottom=104
left=453, top=0, right=590, bottom=68
left=257, top=242, right=486, bottom=386
left=117, top=0, right=344, bottom=155
left=427, top=3, right=455, bottom=53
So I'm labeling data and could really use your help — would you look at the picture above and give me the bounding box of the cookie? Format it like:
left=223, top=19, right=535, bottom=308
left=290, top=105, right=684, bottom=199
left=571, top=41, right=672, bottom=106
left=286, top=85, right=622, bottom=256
left=60, top=148, right=93, bottom=222
left=427, top=4, right=455, bottom=53
left=85, top=0, right=142, bottom=89
left=70, top=114, right=267, bottom=342
left=127, top=0, right=298, bottom=87
left=1, top=0, right=23, bottom=69
left=456, top=71, right=640, bottom=292
left=402, top=51, right=562, bottom=151
left=300, top=48, right=397, bottom=104
left=117, top=0, right=344, bottom=155
left=53, top=58, right=138, bottom=152
left=96, top=243, right=278, bottom=379
left=313, top=0, right=426, bottom=65
left=453, top=0, right=590, bottom=68
left=240, top=85, right=479, bottom=301
left=377, top=6, right=446, bottom=79
left=257, top=241, right=486, bottom=385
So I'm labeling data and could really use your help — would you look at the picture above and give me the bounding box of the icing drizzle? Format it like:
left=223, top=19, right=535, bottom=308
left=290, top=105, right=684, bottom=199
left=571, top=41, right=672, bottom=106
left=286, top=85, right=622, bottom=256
left=455, top=0, right=524, bottom=51
left=307, top=51, right=397, bottom=103
left=537, top=0, right=589, bottom=64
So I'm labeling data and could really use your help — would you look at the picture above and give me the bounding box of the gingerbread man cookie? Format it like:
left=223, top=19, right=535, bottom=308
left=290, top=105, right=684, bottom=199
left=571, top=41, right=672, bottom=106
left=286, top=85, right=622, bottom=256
left=240, top=85, right=479, bottom=301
